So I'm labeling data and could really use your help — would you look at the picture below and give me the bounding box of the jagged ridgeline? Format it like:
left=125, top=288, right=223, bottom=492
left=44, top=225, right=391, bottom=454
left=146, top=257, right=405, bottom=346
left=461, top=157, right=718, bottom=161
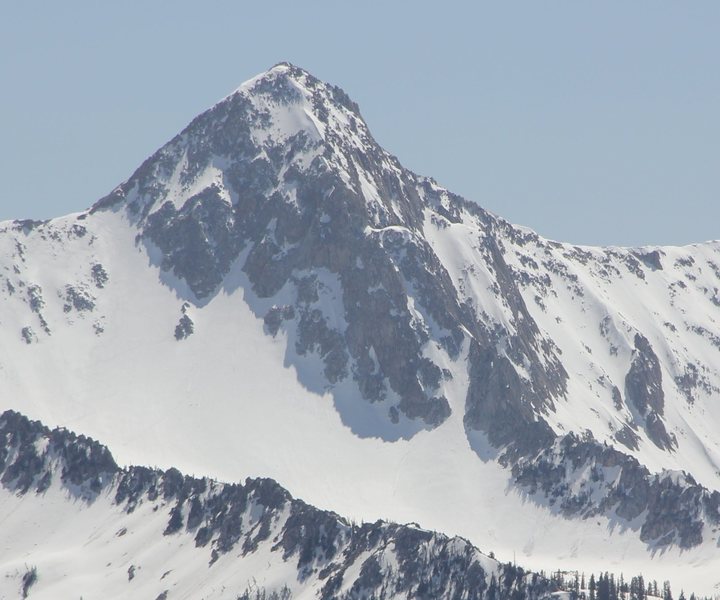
left=0, top=410, right=553, bottom=599
left=0, top=411, right=711, bottom=600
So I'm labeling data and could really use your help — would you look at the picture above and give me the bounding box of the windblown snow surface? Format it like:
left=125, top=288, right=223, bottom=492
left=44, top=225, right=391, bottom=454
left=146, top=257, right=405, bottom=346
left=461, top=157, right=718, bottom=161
left=1, top=64, right=720, bottom=595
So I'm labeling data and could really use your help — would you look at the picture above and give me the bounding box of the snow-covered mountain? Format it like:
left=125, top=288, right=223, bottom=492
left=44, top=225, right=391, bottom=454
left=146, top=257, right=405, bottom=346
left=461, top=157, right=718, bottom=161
left=2, top=63, right=720, bottom=593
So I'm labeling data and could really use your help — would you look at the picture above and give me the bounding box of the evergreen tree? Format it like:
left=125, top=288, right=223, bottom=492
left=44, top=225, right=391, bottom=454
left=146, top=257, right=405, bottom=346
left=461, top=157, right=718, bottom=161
left=662, top=581, right=673, bottom=600
left=598, top=573, right=610, bottom=600
left=487, top=574, right=498, bottom=600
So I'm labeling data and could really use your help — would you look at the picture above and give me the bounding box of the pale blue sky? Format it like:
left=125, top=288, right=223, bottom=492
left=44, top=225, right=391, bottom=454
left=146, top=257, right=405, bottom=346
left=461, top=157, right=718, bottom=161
left=1, top=2, right=718, bottom=246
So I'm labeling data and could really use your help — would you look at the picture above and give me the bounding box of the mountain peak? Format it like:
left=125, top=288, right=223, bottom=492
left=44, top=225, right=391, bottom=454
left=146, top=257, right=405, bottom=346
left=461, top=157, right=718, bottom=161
left=224, top=62, right=362, bottom=122
left=246, top=61, right=311, bottom=83
left=93, top=63, right=385, bottom=223
left=7, top=60, right=720, bottom=596
left=228, top=61, right=312, bottom=99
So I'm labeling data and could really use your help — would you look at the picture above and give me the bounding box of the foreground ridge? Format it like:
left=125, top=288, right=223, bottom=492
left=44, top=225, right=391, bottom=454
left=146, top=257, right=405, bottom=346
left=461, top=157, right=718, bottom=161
left=0, top=409, right=552, bottom=599
left=0, top=410, right=709, bottom=600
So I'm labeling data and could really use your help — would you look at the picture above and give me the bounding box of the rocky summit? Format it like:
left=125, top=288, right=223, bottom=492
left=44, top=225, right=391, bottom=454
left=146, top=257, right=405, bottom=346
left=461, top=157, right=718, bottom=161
left=1, top=64, right=720, bottom=595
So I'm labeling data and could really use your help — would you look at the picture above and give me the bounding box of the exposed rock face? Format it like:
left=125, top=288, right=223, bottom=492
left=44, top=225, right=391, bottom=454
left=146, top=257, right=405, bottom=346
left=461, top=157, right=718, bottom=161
left=626, top=334, right=664, bottom=416
left=90, top=263, right=109, bottom=288
left=174, top=303, right=194, bottom=340
left=0, top=410, right=116, bottom=497
left=625, top=334, right=675, bottom=450
left=174, top=314, right=194, bottom=340
left=462, top=220, right=568, bottom=459
left=465, top=340, right=556, bottom=460
left=633, top=250, right=663, bottom=271
left=90, top=63, right=568, bottom=433
left=144, top=185, right=244, bottom=299
left=512, top=432, right=719, bottom=548
left=0, top=410, right=554, bottom=600
left=60, top=284, right=95, bottom=313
